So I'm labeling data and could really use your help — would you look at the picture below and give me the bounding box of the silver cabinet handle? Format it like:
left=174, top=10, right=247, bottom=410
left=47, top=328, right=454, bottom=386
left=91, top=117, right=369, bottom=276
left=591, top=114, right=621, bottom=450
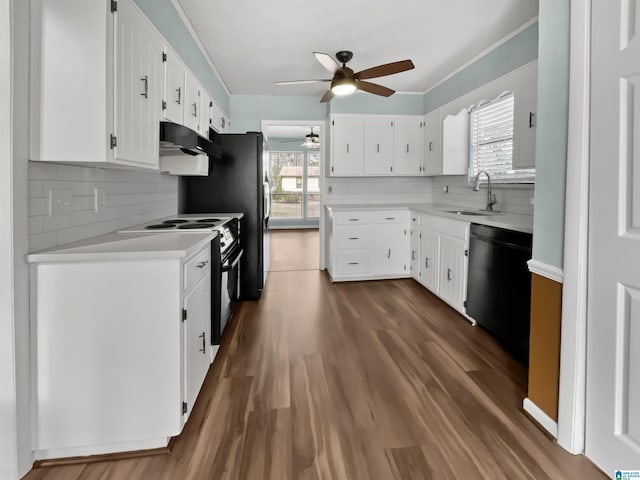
left=140, top=76, right=148, bottom=99
left=348, top=237, right=359, bottom=240
left=387, top=248, right=391, bottom=259
left=348, top=218, right=359, bottom=222
left=406, top=144, right=409, bottom=153
left=529, top=112, right=536, bottom=128
left=447, top=268, right=452, bottom=281
left=346, top=143, right=350, bottom=154
left=348, top=262, right=359, bottom=265
left=425, top=257, right=430, bottom=268
left=385, top=217, right=396, bottom=220
left=376, top=143, right=380, bottom=153
left=412, top=250, right=416, bottom=260
left=196, top=260, right=208, bottom=269
left=429, top=141, right=433, bottom=151
left=192, top=103, right=197, bottom=117
left=199, top=332, right=206, bottom=353
left=175, top=87, right=181, bottom=104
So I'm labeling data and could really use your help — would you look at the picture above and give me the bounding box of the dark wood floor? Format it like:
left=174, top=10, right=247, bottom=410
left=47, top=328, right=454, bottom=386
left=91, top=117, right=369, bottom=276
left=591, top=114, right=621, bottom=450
left=25, top=230, right=605, bottom=479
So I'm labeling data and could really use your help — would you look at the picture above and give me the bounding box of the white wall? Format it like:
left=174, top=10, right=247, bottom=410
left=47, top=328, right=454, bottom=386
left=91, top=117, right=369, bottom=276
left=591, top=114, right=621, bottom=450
left=28, top=164, right=178, bottom=252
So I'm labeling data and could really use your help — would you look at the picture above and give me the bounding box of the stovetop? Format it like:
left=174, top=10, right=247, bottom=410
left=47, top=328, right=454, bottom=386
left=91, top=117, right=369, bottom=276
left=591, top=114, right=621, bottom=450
left=118, top=216, right=231, bottom=233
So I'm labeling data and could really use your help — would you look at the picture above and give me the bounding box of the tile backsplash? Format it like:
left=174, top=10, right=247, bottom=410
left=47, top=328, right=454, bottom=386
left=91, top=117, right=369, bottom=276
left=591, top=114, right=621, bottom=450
left=29, top=162, right=178, bottom=252
left=431, top=175, right=534, bottom=216
left=324, top=176, right=432, bottom=205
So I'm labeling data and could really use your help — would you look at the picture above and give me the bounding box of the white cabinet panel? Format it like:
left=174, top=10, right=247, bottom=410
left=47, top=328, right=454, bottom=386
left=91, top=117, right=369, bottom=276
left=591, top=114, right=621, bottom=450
left=335, top=226, right=372, bottom=249
left=419, top=227, right=439, bottom=292
left=184, top=71, right=201, bottom=133
left=373, top=223, right=409, bottom=276
left=200, top=90, right=212, bottom=136
left=183, top=272, right=211, bottom=420
left=513, top=62, right=538, bottom=169
left=393, top=116, right=424, bottom=175
left=336, top=251, right=371, bottom=275
left=163, top=48, right=185, bottom=125
left=410, top=226, right=420, bottom=281
left=424, top=109, right=442, bottom=175
left=438, top=234, right=466, bottom=311
left=441, top=108, right=469, bottom=175
left=364, top=117, right=394, bottom=175
left=330, top=116, right=364, bottom=176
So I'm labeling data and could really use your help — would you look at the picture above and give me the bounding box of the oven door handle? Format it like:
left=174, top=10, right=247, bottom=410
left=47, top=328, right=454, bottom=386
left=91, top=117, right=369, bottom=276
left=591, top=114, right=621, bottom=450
left=222, top=249, right=243, bottom=272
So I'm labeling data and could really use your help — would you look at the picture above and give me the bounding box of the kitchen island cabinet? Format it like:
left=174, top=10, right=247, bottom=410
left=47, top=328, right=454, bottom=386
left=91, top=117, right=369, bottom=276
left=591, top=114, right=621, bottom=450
left=27, top=232, right=215, bottom=460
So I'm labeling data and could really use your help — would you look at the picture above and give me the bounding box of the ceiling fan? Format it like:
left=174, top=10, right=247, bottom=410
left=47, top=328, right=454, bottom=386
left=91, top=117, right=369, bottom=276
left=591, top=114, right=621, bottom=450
left=275, top=51, right=415, bottom=103
left=281, top=127, right=320, bottom=148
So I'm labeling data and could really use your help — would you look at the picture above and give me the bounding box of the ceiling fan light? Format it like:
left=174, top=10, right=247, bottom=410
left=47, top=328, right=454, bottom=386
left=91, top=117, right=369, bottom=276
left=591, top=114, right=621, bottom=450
left=331, top=77, right=357, bottom=96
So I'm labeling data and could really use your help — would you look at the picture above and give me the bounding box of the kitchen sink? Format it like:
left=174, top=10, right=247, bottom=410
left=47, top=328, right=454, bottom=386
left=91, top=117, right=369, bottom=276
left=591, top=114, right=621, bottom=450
left=445, top=210, right=489, bottom=216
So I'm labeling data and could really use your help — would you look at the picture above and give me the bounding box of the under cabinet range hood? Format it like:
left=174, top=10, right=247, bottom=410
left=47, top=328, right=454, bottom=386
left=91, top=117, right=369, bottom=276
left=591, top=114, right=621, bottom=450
left=159, top=121, right=221, bottom=159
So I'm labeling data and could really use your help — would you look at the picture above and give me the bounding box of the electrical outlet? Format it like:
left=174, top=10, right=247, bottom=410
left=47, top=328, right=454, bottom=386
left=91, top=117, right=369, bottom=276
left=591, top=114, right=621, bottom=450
left=442, top=185, right=449, bottom=193
left=49, top=189, right=72, bottom=217
left=94, top=188, right=107, bottom=212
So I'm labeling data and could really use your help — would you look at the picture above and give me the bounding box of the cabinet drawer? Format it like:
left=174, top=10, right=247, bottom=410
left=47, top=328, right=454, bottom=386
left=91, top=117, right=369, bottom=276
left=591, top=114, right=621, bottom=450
left=335, top=226, right=372, bottom=249
left=334, top=211, right=373, bottom=225
left=373, top=210, right=409, bottom=224
left=184, top=245, right=211, bottom=291
left=336, top=251, right=371, bottom=275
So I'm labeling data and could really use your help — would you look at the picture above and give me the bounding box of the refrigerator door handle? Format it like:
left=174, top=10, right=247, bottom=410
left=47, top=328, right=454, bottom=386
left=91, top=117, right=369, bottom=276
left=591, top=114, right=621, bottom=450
left=263, top=181, right=271, bottom=220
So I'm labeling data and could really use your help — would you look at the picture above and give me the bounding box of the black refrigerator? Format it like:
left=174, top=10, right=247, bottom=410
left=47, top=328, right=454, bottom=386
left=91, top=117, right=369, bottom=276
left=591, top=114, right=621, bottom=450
left=179, top=131, right=270, bottom=300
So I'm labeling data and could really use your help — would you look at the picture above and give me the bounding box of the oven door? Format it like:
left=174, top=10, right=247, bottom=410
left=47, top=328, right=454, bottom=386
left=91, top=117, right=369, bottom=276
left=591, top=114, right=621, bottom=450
left=220, top=247, right=243, bottom=338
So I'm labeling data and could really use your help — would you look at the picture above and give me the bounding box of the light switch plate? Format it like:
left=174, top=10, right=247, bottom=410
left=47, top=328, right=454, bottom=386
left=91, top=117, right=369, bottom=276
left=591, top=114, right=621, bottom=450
left=94, top=188, right=107, bottom=212
left=49, top=189, right=72, bottom=217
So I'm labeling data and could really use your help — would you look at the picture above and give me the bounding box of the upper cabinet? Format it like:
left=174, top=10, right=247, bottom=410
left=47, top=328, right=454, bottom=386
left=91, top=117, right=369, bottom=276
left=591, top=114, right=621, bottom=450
left=329, top=114, right=426, bottom=177
left=423, top=108, right=442, bottom=176
left=441, top=108, right=469, bottom=175
left=393, top=116, right=424, bottom=176
left=30, top=0, right=229, bottom=171
left=512, top=62, right=538, bottom=169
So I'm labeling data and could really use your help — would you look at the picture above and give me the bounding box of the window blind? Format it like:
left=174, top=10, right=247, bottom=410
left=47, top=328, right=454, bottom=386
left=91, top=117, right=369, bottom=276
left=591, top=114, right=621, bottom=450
left=469, top=93, right=535, bottom=183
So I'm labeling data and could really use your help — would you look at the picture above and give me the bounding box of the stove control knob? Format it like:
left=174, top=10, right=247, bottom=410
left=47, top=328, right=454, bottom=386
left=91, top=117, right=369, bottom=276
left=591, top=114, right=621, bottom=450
left=221, top=242, right=226, bottom=247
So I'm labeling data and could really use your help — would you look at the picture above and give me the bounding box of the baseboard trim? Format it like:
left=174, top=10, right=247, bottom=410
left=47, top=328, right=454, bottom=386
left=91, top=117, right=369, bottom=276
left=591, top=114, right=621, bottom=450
left=523, top=398, right=558, bottom=438
left=527, top=259, right=564, bottom=283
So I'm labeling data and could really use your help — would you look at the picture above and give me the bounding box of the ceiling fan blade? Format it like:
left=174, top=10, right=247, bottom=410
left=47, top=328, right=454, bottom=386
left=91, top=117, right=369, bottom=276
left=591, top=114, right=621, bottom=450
left=354, top=60, right=415, bottom=80
left=314, top=52, right=340, bottom=74
left=320, top=90, right=335, bottom=103
left=275, top=79, right=330, bottom=85
left=356, top=80, right=395, bottom=97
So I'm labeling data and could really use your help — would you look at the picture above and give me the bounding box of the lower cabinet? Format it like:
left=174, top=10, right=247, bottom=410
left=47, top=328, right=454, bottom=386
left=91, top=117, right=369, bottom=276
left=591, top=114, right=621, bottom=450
left=28, top=242, right=213, bottom=459
left=328, top=208, right=409, bottom=281
left=411, top=211, right=469, bottom=316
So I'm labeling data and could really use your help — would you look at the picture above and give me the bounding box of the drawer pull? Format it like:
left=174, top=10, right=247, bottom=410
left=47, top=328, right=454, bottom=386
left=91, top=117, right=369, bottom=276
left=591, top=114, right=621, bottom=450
left=199, top=332, right=206, bottom=353
left=348, top=218, right=359, bottom=222
left=425, top=257, right=430, bottom=268
left=387, top=249, right=391, bottom=259
left=447, top=268, right=452, bottom=281
left=348, top=262, right=360, bottom=265
left=348, top=237, right=360, bottom=240
left=385, top=217, right=396, bottom=220
left=411, top=250, right=416, bottom=260
left=196, top=260, right=209, bottom=269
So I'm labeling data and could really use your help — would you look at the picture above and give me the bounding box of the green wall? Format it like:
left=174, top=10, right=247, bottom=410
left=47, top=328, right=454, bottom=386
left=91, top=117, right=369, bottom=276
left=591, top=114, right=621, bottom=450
left=531, top=1, right=569, bottom=269
left=423, top=22, right=538, bottom=113
left=133, top=0, right=230, bottom=114
left=230, top=96, right=328, bottom=133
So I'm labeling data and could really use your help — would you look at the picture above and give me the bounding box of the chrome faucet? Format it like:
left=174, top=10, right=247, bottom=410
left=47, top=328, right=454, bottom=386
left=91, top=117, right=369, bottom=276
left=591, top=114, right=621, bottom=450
left=473, top=171, right=498, bottom=212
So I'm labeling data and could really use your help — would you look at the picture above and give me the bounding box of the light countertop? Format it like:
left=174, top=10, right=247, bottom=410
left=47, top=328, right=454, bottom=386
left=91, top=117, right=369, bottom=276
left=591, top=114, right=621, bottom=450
left=26, top=231, right=218, bottom=263
left=325, top=203, right=533, bottom=234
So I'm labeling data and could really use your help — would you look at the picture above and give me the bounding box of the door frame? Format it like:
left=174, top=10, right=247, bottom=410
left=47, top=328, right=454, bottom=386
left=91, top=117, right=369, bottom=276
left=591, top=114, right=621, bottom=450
left=557, top=0, right=591, bottom=455
left=261, top=119, right=327, bottom=268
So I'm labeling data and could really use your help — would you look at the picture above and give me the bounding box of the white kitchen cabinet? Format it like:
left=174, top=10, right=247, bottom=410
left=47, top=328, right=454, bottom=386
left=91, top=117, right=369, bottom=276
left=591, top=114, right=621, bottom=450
left=364, top=117, right=394, bottom=175
left=27, top=239, right=213, bottom=459
left=438, top=234, right=466, bottom=311
left=410, top=217, right=420, bottom=281
left=163, top=47, right=186, bottom=125
left=184, top=271, right=211, bottom=420
left=419, top=227, right=439, bottom=293
left=199, top=90, right=212, bottom=136
left=373, top=223, right=409, bottom=276
left=393, top=116, right=424, bottom=175
left=441, top=108, right=469, bottom=175
left=423, top=108, right=442, bottom=176
left=330, top=116, right=365, bottom=176
left=512, top=62, right=538, bottom=169
left=184, top=71, right=202, bottom=133
left=30, top=0, right=162, bottom=169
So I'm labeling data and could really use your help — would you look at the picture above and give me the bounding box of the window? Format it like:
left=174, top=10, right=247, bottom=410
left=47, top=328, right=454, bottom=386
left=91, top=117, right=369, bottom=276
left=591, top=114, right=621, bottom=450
left=469, top=92, right=535, bottom=183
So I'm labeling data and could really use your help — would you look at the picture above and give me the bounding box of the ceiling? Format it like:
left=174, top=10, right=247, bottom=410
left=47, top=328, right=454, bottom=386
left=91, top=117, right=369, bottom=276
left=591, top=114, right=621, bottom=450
left=176, top=0, right=538, bottom=97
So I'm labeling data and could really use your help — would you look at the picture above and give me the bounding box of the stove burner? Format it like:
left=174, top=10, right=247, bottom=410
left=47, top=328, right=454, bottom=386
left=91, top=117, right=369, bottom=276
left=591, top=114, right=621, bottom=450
left=162, top=219, right=189, bottom=224
left=177, top=223, right=216, bottom=229
left=196, top=218, right=222, bottom=223
left=145, top=224, right=175, bottom=230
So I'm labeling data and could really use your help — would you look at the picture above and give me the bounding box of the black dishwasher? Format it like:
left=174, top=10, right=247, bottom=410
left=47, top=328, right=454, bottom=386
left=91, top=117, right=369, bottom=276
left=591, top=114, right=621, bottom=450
left=466, top=223, right=533, bottom=365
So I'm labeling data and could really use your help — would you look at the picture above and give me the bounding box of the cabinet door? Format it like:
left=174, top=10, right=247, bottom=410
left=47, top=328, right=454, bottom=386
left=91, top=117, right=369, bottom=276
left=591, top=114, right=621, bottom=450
left=424, top=109, right=442, bottom=175
left=184, top=71, right=201, bottom=132
left=513, top=62, right=538, bottom=169
left=199, top=90, right=212, bottom=136
left=441, top=108, right=469, bottom=175
left=373, top=223, right=409, bottom=276
left=364, top=117, right=394, bottom=175
left=330, top=117, right=364, bottom=176
left=183, top=272, right=211, bottom=419
left=393, top=116, right=423, bottom=175
left=438, top=234, right=466, bottom=311
left=210, top=100, right=222, bottom=133
left=114, top=0, right=162, bottom=168
left=163, top=49, right=185, bottom=125
left=410, top=227, right=420, bottom=281
left=419, top=227, right=439, bottom=292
